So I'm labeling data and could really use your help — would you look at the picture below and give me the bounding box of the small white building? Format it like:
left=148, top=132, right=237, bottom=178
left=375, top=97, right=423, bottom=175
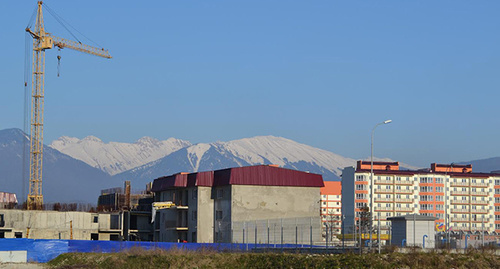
left=388, top=214, right=437, bottom=248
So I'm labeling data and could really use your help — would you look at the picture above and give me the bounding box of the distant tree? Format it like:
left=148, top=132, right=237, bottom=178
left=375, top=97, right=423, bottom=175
left=53, top=203, right=61, bottom=211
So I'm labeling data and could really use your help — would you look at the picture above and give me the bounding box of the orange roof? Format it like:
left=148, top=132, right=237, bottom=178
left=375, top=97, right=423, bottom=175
left=320, top=181, right=341, bottom=195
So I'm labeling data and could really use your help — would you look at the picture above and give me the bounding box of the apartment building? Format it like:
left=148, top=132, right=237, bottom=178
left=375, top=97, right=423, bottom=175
left=151, top=165, right=324, bottom=243
left=320, top=181, right=342, bottom=235
left=342, top=161, right=500, bottom=235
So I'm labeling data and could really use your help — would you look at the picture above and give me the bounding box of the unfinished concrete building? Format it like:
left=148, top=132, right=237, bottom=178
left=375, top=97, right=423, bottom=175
left=152, top=165, right=324, bottom=244
left=0, top=210, right=138, bottom=241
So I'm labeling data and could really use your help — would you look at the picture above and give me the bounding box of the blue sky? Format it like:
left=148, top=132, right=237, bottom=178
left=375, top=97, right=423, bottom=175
left=1, top=1, right=500, bottom=167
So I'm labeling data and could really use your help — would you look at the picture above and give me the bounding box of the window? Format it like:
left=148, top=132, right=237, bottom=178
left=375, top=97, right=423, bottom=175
left=92, top=216, right=98, bottom=223
left=356, top=184, right=367, bottom=191
left=216, top=210, right=223, bottom=220
left=217, top=189, right=224, bottom=199
left=110, top=215, right=120, bottom=230
left=0, top=214, right=4, bottom=227
left=356, top=175, right=366, bottom=181
left=436, top=178, right=443, bottom=184
left=420, top=195, right=433, bottom=201
left=436, top=204, right=443, bottom=210
left=91, top=233, right=99, bottom=240
left=420, top=177, right=432, bottom=183
left=436, top=196, right=444, bottom=201
left=420, top=186, right=433, bottom=192
left=435, top=187, right=443, bottom=192
left=15, top=232, right=22, bottom=238
left=356, top=193, right=366, bottom=200
left=495, top=180, right=500, bottom=186
left=420, top=204, right=433, bottom=210
left=496, top=189, right=500, bottom=195
left=356, top=203, right=367, bottom=209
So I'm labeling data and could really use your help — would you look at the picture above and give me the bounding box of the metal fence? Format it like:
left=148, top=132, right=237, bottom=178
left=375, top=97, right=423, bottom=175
left=215, top=217, right=323, bottom=246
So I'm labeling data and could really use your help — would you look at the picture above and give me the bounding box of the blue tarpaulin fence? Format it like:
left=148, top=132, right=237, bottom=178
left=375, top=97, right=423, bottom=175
left=0, top=239, right=311, bottom=263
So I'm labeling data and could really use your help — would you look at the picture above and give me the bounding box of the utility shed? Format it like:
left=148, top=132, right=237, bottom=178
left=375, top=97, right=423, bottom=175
left=388, top=214, right=437, bottom=248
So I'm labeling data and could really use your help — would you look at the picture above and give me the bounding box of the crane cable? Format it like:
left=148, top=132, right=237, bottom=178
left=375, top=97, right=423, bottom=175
left=22, top=31, right=31, bottom=205
left=42, top=3, right=104, bottom=49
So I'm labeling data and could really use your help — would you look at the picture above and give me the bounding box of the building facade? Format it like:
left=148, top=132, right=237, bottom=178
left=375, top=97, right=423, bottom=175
left=0, top=210, right=132, bottom=240
left=152, top=165, right=324, bottom=244
left=0, top=192, right=17, bottom=209
left=320, top=181, right=342, bottom=235
left=342, top=161, right=500, bottom=236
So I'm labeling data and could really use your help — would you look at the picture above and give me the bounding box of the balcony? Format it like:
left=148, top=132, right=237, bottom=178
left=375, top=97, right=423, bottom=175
left=471, top=182, right=489, bottom=188
left=374, top=197, right=394, bottom=202
left=472, top=192, right=489, bottom=196
left=471, top=218, right=490, bottom=223
left=470, top=227, right=489, bottom=231
left=450, top=182, right=469, bottom=187
left=395, top=198, right=413, bottom=203
left=396, top=207, right=413, bottom=212
left=450, top=191, right=469, bottom=195
left=450, top=217, right=469, bottom=222
left=470, top=209, right=488, bottom=214
left=374, top=189, right=393, bottom=194
left=470, top=200, right=488, bottom=205
left=374, top=180, right=394, bottom=185
left=374, top=207, right=393, bottom=211
left=451, top=200, right=469, bottom=205
left=394, top=189, right=413, bottom=194
left=395, top=180, right=413, bottom=185
left=450, top=208, right=469, bottom=213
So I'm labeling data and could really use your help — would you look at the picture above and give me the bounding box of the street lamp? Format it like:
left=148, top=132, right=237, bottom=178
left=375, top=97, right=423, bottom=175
left=370, top=119, right=392, bottom=251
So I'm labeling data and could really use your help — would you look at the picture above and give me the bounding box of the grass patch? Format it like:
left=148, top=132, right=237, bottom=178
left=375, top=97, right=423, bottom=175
left=47, top=248, right=500, bottom=269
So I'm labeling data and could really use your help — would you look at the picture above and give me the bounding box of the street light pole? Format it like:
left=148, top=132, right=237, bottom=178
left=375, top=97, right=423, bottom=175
left=370, top=119, right=392, bottom=251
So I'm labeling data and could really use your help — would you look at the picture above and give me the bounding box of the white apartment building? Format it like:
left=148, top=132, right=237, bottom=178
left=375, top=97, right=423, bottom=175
left=320, top=181, right=342, bottom=235
left=342, top=161, right=500, bottom=235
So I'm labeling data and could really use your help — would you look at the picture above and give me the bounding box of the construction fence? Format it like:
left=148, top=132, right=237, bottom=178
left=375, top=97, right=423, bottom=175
left=215, top=217, right=323, bottom=245
left=0, top=238, right=313, bottom=263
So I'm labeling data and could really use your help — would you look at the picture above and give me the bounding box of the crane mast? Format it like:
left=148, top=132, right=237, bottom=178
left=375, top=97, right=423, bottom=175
left=25, top=1, right=111, bottom=210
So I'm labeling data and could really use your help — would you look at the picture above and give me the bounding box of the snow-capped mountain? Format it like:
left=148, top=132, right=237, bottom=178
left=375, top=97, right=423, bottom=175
left=50, top=135, right=191, bottom=175
left=114, top=136, right=357, bottom=186
left=0, top=128, right=117, bottom=203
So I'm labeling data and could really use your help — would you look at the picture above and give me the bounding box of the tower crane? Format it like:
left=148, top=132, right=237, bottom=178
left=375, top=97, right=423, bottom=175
left=25, top=1, right=111, bottom=210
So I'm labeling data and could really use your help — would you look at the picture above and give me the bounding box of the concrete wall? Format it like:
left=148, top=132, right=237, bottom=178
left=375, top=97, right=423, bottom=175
left=196, top=186, right=214, bottom=243
left=229, top=185, right=322, bottom=244
left=0, top=210, right=98, bottom=240
left=341, top=167, right=356, bottom=230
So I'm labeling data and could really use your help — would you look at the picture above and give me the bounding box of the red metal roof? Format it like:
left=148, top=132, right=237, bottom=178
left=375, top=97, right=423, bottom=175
left=213, top=165, right=324, bottom=187
left=187, top=171, right=214, bottom=187
left=151, top=165, right=324, bottom=192
left=151, top=173, right=189, bottom=192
